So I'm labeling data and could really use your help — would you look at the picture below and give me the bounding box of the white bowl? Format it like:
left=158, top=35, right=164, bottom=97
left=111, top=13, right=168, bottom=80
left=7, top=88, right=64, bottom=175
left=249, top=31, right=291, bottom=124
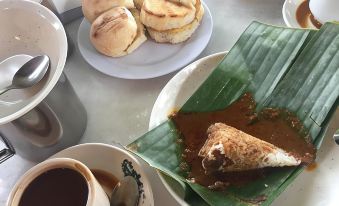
left=0, top=0, right=67, bottom=124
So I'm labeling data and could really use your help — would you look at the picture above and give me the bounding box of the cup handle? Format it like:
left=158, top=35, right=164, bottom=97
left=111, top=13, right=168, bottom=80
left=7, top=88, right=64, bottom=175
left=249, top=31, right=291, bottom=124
left=0, top=132, right=15, bottom=164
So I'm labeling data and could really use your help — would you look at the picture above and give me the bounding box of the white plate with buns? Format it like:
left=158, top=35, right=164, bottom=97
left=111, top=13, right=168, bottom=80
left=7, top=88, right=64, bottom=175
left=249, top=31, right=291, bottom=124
left=78, top=0, right=212, bottom=79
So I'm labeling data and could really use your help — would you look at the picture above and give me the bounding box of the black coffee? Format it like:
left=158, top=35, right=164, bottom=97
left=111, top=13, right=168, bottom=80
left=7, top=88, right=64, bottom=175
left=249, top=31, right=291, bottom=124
left=19, top=168, right=88, bottom=206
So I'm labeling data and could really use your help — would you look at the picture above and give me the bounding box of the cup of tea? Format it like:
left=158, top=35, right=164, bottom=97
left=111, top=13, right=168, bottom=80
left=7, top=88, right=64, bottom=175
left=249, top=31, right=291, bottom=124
left=7, top=158, right=110, bottom=206
left=309, top=0, right=339, bottom=23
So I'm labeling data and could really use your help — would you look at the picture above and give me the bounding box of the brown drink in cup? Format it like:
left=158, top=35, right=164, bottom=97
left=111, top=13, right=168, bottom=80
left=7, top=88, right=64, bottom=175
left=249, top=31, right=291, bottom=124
left=7, top=158, right=110, bottom=206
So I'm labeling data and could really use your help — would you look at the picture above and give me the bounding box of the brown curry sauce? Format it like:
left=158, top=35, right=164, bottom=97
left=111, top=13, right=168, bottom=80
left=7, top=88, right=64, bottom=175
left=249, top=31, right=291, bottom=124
left=170, top=93, right=316, bottom=189
left=296, top=0, right=322, bottom=29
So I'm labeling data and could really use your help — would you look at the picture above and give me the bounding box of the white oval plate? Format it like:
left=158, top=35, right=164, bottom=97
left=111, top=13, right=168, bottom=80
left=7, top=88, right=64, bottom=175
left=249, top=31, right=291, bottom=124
left=282, top=0, right=318, bottom=29
left=50, top=143, right=154, bottom=206
left=77, top=2, right=213, bottom=79
left=149, top=52, right=339, bottom=205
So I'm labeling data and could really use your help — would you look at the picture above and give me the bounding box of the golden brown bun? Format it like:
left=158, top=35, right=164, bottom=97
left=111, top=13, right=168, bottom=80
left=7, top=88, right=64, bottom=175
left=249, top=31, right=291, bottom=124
left=126, top=9, right=147, bottom=53
left=133, top=0, right=144, bottom=10
left=82, top=0, right=135, bottom=23
left=135, top=0, right=195, bottom=10
left=167, top=0, right=196, bottom=7
left=147, top=3, right=203, bottom=43
left=140, top=0, right=197, bottom=31
left=90, top=7, right=137, bottom=57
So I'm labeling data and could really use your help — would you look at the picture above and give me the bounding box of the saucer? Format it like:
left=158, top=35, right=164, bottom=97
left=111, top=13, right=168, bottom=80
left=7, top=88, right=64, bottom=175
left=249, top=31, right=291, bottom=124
left=50, top=143, right=154, bottom=206
left=282, top=0, right=318, bottom=29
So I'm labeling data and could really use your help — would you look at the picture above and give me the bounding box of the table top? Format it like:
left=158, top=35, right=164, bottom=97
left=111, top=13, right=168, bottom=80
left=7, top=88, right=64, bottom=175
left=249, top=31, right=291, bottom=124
left=0, top=0, right=307, bottom=205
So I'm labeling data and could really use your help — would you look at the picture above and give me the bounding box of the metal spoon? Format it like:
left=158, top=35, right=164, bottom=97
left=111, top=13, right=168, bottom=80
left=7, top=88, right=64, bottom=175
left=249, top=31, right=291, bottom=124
left=0, top=55, right=49, bottom=95
left=334, top=129, right=339, bottom=145
left=110, top=176, right=139, bottom=206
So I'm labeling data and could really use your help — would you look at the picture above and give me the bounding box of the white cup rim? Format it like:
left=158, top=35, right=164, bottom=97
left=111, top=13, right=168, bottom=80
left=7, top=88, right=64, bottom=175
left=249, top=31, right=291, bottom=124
left=7, top=158, right=97, bottom=206
left=309, top=0, right=339, bottom=23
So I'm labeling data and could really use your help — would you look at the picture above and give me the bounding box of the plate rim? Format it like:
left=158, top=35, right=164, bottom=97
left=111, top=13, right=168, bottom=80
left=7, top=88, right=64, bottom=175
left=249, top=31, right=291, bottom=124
left=77, top=1, right=213, bottom=79
left=282, top=0, right=294, bottom=28
left=149, top=51, right=227, bottom=205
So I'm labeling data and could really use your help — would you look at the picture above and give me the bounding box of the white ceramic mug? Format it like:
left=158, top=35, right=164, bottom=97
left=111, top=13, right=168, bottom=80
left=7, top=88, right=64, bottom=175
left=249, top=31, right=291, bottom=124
left=309, top=0, right=339, bottom=24
left=7, top=158, right=110, bottom=206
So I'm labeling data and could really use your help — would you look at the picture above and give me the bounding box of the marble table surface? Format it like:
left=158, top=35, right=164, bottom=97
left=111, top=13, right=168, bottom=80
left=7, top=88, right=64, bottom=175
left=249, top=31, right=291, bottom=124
left=2, top=0, right=338, bottom=205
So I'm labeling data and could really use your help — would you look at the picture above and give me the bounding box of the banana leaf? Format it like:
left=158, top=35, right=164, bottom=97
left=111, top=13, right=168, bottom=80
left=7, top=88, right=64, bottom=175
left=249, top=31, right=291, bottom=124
left=127, top=22, right=339, bottom=205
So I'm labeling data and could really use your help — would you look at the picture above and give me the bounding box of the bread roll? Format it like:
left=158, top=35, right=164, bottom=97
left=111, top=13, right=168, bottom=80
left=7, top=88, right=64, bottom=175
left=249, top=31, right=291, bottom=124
left=126, top=9, right=147, bottom=53
left=90, top=7, right=137, bottom=57
left=140, top=0, right=196, bottom=31
left=147, top=3, right=204, bottom=43
left=82, top=0, right=135, bottom=22
left=167, top=0, right=196, bottom=7
left=133, top=0, right=144, bottom=10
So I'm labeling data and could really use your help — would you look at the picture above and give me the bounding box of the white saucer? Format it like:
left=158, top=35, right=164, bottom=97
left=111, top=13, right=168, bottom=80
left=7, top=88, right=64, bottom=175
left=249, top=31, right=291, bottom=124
left=50, top=143, right=154, bottom=206
left=77, top=2, right=213, bottom=79
left=282, top=0, right=318, bottom=29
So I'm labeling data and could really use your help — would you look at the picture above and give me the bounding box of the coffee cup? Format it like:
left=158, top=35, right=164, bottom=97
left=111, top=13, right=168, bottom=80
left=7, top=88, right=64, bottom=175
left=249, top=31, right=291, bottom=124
left=309, top=0, right=339, bottom=24
left=7, top=158, right=110, bottom=206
